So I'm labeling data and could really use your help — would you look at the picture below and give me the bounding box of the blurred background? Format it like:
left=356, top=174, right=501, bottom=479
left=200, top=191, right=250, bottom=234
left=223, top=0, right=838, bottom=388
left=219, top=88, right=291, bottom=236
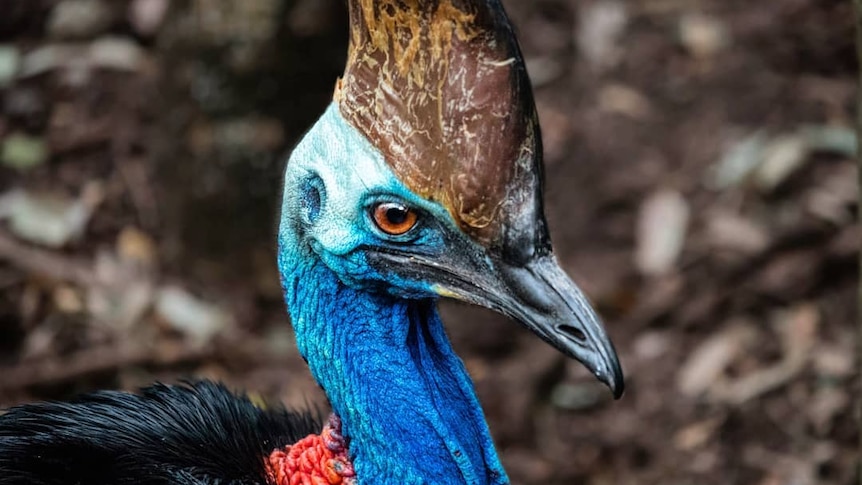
left=0, top=0, right=857, bottom=484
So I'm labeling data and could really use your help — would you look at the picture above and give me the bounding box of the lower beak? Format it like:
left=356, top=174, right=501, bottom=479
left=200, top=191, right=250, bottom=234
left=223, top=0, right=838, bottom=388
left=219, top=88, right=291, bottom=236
left=492, top=255, right=624, bottom=398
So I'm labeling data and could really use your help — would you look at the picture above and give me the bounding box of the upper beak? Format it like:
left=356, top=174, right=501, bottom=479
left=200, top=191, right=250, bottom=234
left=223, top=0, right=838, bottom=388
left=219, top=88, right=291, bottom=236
left=368, top=243, right=624, bottom=398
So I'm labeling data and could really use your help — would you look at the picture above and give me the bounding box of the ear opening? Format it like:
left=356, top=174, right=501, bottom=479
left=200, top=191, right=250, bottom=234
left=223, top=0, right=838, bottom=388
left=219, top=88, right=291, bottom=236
left=300, top=175, right=326, bottom=225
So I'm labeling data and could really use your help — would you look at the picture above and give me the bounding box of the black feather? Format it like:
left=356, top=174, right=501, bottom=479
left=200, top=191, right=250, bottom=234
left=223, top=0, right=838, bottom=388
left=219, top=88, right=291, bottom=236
left=0, top=381, right=322, bottom=485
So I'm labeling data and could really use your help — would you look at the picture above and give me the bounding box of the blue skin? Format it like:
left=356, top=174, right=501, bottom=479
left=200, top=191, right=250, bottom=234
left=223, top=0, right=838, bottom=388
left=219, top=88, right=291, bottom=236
left=278, top=103, right=509, bottom=484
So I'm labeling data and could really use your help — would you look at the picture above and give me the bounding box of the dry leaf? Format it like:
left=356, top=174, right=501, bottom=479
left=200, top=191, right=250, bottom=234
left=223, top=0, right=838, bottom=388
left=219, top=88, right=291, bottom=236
left=679, top=13, right=730, bottom=59
left=155, top=286, right=233, bottom=347
left=636, top=189, right=690, bottom=276
left=674, top=417, right=724, bottom=450
left=711, top=305, right=819, bottom=404
left=677, top=320, right=758, bottom=397
left=706, top=211, right=770, bottom=254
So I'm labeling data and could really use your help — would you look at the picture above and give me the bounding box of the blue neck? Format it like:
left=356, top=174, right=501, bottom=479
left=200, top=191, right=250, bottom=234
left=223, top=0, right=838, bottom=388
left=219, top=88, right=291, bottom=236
left=279, top=242, right=508, bottom=485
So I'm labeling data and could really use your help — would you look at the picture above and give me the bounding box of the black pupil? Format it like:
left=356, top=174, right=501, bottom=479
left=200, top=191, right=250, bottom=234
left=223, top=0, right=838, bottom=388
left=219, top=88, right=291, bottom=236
left=386, top=206, right=409, bottom=225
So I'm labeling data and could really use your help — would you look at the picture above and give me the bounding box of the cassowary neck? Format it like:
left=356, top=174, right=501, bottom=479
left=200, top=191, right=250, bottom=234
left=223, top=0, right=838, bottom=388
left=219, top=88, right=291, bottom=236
left=278, top=243, right=508, bottom=485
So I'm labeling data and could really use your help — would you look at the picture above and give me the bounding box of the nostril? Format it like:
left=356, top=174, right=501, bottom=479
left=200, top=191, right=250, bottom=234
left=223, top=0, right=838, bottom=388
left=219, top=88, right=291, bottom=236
left=558, top=325, right=587, bottom=343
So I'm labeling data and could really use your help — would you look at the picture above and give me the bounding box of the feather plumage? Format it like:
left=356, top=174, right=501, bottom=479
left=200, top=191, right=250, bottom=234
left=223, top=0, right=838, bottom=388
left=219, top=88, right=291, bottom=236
left=0, top=382, right=321, bottom=485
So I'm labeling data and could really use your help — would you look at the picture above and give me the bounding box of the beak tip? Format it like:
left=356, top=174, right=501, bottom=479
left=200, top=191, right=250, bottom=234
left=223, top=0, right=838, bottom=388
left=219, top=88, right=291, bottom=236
left=596, top=361, right=625, bottom=400
left=610, top=379, right=625, bottom=400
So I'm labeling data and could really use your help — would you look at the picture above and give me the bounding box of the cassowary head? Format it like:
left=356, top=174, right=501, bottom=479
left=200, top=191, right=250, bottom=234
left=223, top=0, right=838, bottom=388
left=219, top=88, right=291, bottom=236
left=0, top=3, right=624, bottom=485
left=279, top=0, right=623, bottom=396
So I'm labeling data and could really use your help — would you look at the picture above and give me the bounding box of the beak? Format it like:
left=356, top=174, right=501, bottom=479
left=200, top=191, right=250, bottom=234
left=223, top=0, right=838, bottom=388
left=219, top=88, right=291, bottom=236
left=367, top=242, right=624, bottom=398
left=492, top=255, right=624, bottom=398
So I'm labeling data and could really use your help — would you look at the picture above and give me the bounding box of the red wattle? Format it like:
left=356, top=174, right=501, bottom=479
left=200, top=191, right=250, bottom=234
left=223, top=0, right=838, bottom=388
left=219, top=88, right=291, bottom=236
left=266, top=415, right=356, bottom=485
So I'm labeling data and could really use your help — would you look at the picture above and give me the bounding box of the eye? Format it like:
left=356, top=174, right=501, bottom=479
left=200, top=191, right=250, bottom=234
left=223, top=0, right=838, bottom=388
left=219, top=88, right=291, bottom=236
left=371, top=202, right=418, bottom=236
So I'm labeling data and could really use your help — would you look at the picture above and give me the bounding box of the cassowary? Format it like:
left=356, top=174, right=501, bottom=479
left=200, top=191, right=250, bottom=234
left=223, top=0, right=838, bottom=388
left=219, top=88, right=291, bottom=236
left=0, top=1, right=624, bottom=484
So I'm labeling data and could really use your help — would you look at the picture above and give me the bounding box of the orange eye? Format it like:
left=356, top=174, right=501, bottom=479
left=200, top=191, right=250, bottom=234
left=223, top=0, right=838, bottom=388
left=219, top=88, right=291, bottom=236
left=372, top=202, right=418, bottom=236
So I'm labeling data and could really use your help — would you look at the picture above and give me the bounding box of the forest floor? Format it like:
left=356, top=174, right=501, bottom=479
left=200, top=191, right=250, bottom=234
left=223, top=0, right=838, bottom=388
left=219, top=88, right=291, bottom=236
left=0, top=1, right=858, bottom=484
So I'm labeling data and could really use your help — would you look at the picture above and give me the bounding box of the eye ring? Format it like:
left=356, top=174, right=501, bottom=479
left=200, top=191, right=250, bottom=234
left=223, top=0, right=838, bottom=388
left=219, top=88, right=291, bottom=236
left=371, top=202, right=418, bottom=236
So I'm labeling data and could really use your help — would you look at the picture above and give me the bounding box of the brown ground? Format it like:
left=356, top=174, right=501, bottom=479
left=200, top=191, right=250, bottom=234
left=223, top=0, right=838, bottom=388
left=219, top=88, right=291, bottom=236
left=0, top=1, right=858, bottom=484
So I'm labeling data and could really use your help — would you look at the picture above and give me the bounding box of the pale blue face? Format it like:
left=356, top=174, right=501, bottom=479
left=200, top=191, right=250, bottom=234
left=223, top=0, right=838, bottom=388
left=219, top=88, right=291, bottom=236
left=279, top=103, right=475, bottom=299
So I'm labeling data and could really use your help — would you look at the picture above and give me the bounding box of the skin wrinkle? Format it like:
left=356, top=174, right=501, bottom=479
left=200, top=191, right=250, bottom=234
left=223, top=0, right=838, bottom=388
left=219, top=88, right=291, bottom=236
left=286, top=257, right=456, bottom=483
left=285, top=257, right=497, bottom=484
